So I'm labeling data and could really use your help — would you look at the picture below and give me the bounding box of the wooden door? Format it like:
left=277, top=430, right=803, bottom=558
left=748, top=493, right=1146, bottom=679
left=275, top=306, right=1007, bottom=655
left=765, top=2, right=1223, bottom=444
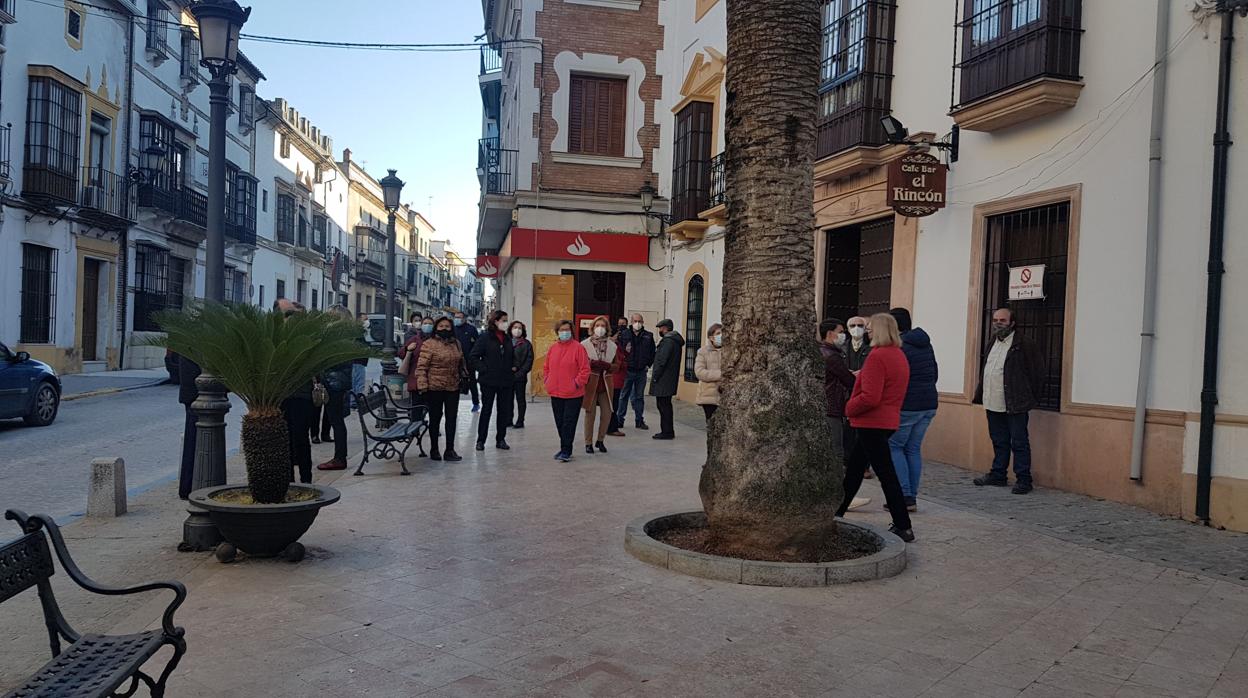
left=82, top=259, right=100, bottom=361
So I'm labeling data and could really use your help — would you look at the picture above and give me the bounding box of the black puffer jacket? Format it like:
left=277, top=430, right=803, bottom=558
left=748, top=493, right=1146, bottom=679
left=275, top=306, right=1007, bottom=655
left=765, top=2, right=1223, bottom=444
left=469, top=330, right=516, bottom=388
left=649, top=331, right=685, bottom=398
left=512, top=339, right=534, bottom=383
left=900, top=328, right=939, bottom=412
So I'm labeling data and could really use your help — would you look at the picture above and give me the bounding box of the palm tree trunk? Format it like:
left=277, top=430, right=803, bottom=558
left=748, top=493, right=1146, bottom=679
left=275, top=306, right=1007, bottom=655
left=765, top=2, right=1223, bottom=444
left=242, top=410, right=292, bottom=504
left=699, top=0, right=842, bottom=559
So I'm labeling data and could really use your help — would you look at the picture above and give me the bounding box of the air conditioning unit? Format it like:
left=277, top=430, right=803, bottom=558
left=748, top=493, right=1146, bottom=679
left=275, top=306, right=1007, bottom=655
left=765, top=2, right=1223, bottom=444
left=81, top=185, right=105, bottom=210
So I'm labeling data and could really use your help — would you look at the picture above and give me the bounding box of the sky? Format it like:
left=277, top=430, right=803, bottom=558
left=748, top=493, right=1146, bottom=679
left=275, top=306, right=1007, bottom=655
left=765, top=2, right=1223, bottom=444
left=239, top=0, right=485, bottom=258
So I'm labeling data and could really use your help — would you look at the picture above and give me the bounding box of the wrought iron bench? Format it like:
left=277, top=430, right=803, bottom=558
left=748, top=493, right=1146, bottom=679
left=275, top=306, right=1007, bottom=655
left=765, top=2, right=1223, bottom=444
left=1, top=510, right=187, bottom=698
left=353, top=387, right=427, bottom=477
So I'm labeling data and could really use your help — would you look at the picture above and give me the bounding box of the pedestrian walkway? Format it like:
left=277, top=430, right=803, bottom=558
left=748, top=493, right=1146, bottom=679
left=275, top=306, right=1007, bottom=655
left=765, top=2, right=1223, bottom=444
left=59, top=368, right=169, bottom=400
left=0, top=396, right=1245, bottom=697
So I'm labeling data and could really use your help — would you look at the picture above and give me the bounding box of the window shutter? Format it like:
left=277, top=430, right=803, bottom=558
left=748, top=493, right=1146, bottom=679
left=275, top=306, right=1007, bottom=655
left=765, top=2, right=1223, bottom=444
left=238, top=85, right=255, bottom=136
left=568, top=75, right=584, bottom=154
left=607, top=78, right=626, bottom=157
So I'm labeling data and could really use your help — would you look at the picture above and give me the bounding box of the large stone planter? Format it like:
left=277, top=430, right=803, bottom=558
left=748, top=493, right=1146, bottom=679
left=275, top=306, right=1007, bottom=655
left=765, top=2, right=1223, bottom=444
left=189, top=484, right=340, bottom=561
left=625, top=511, right=906, bottom=587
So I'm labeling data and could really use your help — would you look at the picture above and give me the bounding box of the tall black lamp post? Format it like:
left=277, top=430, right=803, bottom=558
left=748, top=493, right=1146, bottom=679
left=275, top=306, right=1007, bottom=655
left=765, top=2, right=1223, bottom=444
left=179, top=0, right=250, bottom=553
left=379, top=170, right=405, bottom=387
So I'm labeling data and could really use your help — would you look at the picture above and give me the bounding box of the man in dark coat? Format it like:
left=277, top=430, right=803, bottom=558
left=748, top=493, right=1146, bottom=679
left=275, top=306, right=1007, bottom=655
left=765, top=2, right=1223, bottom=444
left=469, top=310, right=515, bottom=450
left=177, top=354, right=202, bottom=499
left=649, top=319, right=684, bottom=440
left=973, top=307, right=1046, bottom=494
left=454, top=311, right=481, bottom=411
left=820, top=318, right=870, bottom=510
left=617, top=313, right=655, bottom=430
left=888, top=308, right=939, bottom=508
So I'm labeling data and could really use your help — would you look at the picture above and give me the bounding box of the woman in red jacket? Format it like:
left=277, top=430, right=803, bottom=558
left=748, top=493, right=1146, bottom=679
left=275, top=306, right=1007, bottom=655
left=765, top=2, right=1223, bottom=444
left=837, top=313, right=915, bottom=542
left=543, top=319, right=590, bottom=462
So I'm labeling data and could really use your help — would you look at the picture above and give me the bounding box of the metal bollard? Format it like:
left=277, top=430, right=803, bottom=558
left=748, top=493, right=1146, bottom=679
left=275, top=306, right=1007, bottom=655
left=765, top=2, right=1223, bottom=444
left=87, top=457, right=127, bottom=517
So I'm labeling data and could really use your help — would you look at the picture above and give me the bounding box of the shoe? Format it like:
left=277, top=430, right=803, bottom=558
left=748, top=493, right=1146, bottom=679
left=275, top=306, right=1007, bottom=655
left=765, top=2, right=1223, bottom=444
left=554, top=452, right=564, bottom=460
left=1012, top=481, right=1033, bottom=495
left=513, top=421, right=525, bottom=429
left=596, top=441, right=607, bottom=453
left=444, top=449, right=462, bottom=462
left=607, top=430, right=625, bottom=437
left=429, top=448, right=442, bottom=461
left=888, top=524, right=916, bottom=543
left=496, top=440, right=511, bottom=450
left=652, top=433, right=674, bottom=440
left=846, top=496, right=871, bottom=511
left=311, top=436, right=321, bottom=444
left=472, top=404, right=480, bottom=413
left=635, top=422, right=650, bottom=431
left=585, top=445, right=595, bottom=455
left=556, top=452, right=572, bottom=463
left=321, top=434, right=333, bottom=443
left=973, top=474, right=1009, bottom=487
left=475, top=442, right=485, bottom=451
left=316, top=459, right=346, bottom=471
left=905, top=497, right=918, bottom=512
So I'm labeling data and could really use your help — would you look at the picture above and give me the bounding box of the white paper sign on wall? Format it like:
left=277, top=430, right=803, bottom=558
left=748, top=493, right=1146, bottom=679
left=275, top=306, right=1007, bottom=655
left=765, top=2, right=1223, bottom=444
left=1008, top=264, right=1045, bottom=300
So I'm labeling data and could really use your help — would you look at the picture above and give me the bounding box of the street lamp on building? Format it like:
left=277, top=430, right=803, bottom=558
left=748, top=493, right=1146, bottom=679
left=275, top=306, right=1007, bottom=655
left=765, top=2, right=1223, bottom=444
left=378, top=169, right=405, bottom=383
left=178, top=0, right=250, bottom=553
left=878, top=115, right=959, bottom=163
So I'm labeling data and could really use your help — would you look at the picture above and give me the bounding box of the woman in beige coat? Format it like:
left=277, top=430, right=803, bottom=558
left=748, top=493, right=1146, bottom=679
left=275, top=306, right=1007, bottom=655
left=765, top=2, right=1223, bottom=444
left=694, top=323, right=723, bottom=422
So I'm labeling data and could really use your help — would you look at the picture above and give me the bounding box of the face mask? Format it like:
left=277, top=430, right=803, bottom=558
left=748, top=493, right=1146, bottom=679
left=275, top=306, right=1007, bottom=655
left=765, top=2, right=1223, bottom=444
left=511, top=328, right=523, bottom=338
left=558, top=330, right=572, bottom=342
left=712, top=334, right=723, bottom=347
left=833, top=332, right=847, bottom=347
left=496, top=320, right=509, bottom=331
left=849, top=327, right=865, bottom=339
left=632, top=322, right=643, bottom=331
left=421, top=323, right=434, bottom=334
left=436, top=328, right=454, bottom=339
left=594, top=327, right=607, bottom=338
left=994, top=325, right=1013, bottom=340
left=453, top=318, right=464, bottom=327
left=617, top=325, right=627, bottom=332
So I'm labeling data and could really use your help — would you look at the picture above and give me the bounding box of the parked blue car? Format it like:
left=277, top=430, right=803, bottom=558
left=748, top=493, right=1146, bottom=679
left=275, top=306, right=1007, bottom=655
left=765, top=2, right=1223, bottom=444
left=0, top=342, right=61, bottom=426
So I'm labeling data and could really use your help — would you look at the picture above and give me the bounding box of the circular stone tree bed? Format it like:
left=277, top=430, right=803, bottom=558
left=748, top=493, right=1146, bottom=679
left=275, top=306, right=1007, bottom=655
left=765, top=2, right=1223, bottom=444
left=625, top=511, right=906, bottom=587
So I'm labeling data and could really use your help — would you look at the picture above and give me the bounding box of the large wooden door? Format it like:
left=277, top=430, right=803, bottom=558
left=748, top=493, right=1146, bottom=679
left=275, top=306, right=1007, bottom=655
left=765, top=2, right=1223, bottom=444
left=82, top=259, right=100, bottom=361
left=822, top=217, right=894, bottom=321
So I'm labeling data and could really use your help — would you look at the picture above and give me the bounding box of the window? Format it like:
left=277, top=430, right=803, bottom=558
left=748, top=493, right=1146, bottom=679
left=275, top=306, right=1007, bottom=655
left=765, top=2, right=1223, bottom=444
left=567, top=74, right=626, bottom=157
left=20, top=244, right=57, bottom=344
left=279, top=133, right=290, bottom=159
left=133, top=245, right=187, bottom=331
left=138, top=115, right=185, bottom=191
left=297, top=207, right=308, bottom=247
left=223, top=269, right=246, bottom=305
left=311, top=288, right=319, bottom=310
left=816, top=0, right=896, bottom=158
left=180, top=29, right=200, bottom=86
left=296, top=279, right=308, bottom=306
left=24, top=76, right=82, bottom=202
left=671, top=102, right=714, bottom=224
left=146, top=0, right=170, bottom=56
left=262, top=188, right=268, bottom=212
left=958, top=0, right=1082, bottom=106
left=312, top=214, right=327, bottom=251
left=237, top=83, right=255, bottom=135
left=980, top=201, right=1069, bottom=411
left=684, top=275, right=705, bottom=382
left=275, top=279, right=286, bottom=302
left=87, top=112, right=111, bottom=182
left=258, top=284, right=265, bottom=309
left=276, top=194, right=295, bottom=244
left=236, top=174, right=257, bottom=233
left=66, top=9, right=82, bottom=41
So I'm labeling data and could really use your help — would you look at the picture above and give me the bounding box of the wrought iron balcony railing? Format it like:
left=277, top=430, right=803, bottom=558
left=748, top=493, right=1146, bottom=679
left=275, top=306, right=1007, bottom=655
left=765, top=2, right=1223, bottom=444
left=480, top=43, right=502, bottom=75
left=0, top=0, right=15, bottom=24
left=707, top=152, right=725, bottom=210
left=137, top=181, right=207, bottom=228
left=955, top=0, right=1083, bottom=107
left=78, top=166, right=136, bottom=225
left=0, top=123, right=11, bottom=183
left=478, top=137, right=517, bottom=196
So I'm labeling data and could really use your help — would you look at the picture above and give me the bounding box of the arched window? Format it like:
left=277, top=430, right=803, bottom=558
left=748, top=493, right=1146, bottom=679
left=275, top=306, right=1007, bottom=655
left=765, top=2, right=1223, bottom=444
left=684, top=275, right=705, bottom=382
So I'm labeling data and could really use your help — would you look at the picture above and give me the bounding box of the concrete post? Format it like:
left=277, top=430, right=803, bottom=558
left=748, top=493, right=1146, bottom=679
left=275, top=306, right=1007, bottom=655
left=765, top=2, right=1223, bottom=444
left=87, top=457, right=126, bottom=517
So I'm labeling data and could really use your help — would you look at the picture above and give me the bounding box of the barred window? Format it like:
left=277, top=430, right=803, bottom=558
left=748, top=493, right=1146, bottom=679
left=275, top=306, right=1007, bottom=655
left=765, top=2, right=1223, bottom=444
left=237, top=174, right=257, bottom=233
left=139, top=115, right=186, bottom=191
left=684, top=275, right=705, bottom=383
left=671, top=101, right=714, bottom=224
left=25, top=76, right=81, bottom=178
left=816, top=1, right=896, bottom=158
left=20, top=244, right=57, bottom=344
left=958, top=0, right=1082, bottom=106
left=276, top=193, right=295, bottom=244
left=180, top=29, right=200, bottom=85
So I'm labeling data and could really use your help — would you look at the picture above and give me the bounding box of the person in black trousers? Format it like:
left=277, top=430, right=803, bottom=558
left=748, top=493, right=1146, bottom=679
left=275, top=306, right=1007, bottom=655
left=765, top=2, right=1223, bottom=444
left=649, top=319, right=685, bottom=440
left=509, top=320, right=534, bottom=429
left=276, top=299, right=314, bottom=483
left=454, top=311, right=481, bottom=411
left=177, top=353, right=201, bottom=499
left=469, top=309, right=516, bottom=451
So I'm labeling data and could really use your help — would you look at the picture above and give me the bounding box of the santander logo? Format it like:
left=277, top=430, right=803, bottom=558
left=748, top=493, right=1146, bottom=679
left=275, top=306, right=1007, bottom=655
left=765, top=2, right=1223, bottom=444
left=477, top=260, right=498, bottom=276
left=566, top=235, right=591, bottom=257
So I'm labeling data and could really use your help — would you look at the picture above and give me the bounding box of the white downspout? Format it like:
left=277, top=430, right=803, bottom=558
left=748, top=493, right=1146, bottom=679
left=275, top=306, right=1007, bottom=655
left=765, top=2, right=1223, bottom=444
left=1130, top=0, right=1173, bottom=481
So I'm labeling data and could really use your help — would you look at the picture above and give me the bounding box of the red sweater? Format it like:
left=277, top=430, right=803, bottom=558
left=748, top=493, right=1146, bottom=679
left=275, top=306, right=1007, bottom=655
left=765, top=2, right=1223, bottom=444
left=845, top=345, right=910, bottom=430
left=543, top=340, right=590, bottom=399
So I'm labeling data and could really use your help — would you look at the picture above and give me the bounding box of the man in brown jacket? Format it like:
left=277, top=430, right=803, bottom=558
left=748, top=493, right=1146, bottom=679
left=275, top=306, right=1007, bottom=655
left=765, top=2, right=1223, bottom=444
left=820, top=318, right=869, bottom=510
left=972, top=307, right=1046, bottom=495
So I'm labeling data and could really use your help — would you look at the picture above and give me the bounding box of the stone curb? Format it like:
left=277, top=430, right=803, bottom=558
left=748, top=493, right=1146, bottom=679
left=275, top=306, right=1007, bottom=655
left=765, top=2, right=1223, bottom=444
left=62, top=380, right=167, bottom=402
left=624, top=510, right=906, bottom=587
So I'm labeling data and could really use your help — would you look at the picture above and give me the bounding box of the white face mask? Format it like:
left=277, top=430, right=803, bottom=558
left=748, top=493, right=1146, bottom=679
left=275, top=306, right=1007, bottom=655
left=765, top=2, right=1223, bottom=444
left=558, top=330, right=572, bottom=342
left=594, top=327, right=607, bottom=338
left=511, top=328, right=523, bottom=338
left=632, top=322, right=643, bottom=331
left=496, top=320, right=509, bottom=331
left=849, top=326, right=865, bottom=339
left=712, top=334, right=723, bottom=347
left=833, top=333, right=847, bottom=347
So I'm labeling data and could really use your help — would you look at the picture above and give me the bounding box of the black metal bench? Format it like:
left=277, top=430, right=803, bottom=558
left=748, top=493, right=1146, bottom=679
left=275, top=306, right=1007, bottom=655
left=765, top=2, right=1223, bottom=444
left=353, top=387, right=427, bottom=477
left=1, top=510, right=187, bottom=698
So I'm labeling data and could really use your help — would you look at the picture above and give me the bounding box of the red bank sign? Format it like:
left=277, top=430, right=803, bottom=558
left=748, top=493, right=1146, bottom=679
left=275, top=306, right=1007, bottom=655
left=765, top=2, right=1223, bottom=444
left=503, top=228, right=651, bottom=265
left=474, top=256, right=500, bottom=278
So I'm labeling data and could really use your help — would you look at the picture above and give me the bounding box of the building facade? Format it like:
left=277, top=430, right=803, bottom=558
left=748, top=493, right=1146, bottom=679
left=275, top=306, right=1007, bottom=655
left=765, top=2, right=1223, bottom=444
left=651, top=0, right=1248, bottom=531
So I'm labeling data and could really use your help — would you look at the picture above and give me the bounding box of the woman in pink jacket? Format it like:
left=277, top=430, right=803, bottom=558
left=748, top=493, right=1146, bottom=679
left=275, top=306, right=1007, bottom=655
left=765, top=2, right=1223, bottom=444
left=543, top=319, right=590, bottom=462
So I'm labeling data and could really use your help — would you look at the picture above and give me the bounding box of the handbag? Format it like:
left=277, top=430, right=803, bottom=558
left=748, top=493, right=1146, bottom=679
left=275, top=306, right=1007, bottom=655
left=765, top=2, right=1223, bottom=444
left=311, top=382, right=328, bottom=407
left=458, top=357, right=471, bottom=395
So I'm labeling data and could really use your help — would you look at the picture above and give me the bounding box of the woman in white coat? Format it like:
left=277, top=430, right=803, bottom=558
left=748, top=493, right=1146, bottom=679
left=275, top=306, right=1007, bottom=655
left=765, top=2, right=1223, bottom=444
left=694, top=323, right=723, bottom=422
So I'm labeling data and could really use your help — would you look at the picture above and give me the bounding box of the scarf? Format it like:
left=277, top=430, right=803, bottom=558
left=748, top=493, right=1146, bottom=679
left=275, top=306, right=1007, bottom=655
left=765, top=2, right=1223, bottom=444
left=589, top=334, right=609, bottom=355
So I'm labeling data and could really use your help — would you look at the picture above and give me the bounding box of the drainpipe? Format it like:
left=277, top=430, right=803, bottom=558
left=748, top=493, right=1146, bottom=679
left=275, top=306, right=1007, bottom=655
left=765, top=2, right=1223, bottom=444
left=1129, top=0, right=1172, bottom=481
left=118, top=11, right=136, bottom=371
left=1195, top=2, right=1243, bottom=523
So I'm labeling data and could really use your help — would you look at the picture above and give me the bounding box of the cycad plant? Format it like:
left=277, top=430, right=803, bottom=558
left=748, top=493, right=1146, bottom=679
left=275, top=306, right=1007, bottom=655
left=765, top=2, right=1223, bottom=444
left=152, top=303, right=371, bottom=504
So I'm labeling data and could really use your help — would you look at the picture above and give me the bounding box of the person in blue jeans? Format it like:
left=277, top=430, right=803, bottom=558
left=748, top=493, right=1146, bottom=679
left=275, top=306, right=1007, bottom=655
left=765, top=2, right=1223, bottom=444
left=887, top=308, right=938, bottom=511
left=614, top=313, right=655, bottom=430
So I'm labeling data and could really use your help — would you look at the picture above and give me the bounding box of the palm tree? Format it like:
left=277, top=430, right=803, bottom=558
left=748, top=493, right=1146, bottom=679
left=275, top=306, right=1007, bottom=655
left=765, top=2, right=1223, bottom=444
left=154, top=303, right=371, bottom=504
left=698, top=0, right=841, bottom=559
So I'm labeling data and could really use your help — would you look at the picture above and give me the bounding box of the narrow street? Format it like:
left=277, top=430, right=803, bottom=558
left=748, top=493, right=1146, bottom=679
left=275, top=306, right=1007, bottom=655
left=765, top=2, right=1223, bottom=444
left=0, top=384, right=244, bottom=522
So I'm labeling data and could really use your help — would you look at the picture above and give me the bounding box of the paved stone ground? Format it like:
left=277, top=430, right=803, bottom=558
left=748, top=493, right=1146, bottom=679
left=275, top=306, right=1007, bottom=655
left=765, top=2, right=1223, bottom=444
left=59, top=368, right=170, bottom=399
left=1, top=395, right=1246, bottom=697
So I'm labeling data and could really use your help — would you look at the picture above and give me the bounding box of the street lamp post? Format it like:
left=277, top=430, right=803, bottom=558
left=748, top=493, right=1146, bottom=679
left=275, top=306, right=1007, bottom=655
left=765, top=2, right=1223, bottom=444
left=180, top=0, right=250, bottom=553
left=379, top=170, right=405, bottom=386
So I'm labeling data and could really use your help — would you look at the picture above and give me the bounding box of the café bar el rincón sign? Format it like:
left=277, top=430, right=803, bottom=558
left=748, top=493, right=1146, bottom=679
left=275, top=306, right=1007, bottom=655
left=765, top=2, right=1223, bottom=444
left=886, top=152, right=948, bottom=218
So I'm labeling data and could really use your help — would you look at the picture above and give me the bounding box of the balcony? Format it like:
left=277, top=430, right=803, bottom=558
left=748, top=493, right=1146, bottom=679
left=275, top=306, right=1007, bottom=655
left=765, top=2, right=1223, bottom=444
left=480, top=43, right=502, bottom=75
left=225, top=215, right=257, bottom=247
left=0, top=0, right=15, bottom=24
left=704, top=152, right=725, bottom=213
left=815, top=0, right=897, bottom=162
left=78, top=167, right=136, bottom=228
left=951, top=0, right=1083, bottom=132
left=22, top=145, right=78, bottom=205
left=145, top=12, right=170, bottom=64
left=138, top=182, right=207, bottom=229
left=0, top=124, right=10, bottom=184
left=478, top=137, right=516, bottom=196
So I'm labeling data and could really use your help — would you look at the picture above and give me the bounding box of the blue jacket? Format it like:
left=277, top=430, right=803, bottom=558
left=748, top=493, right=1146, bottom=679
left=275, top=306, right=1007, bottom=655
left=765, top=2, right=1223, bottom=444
left=900, top=328, right=939, bottom=412
left=454, top=323, right=479, bottom=359
left=618, top=327, right=655, bottom=372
